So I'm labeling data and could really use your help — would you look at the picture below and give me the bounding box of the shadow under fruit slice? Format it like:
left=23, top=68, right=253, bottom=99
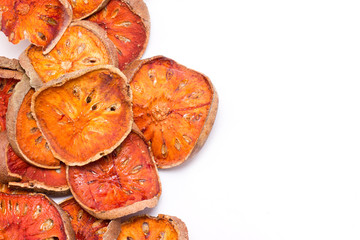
left=60, top=197, right=121, bottom=239
left=6, top=79, right=60, bottom=169
left=125, top=56, right=218, bottom=168
left=88, top=0, right=150, bottom=70
left=0, top=132, right=69, bottom=196
left=0, top=192, right=75, bottom=239
left=0, top=0, right=72, bottom=54
left=67, top=129, right=161, bottom=219
left=68, top=0, right=110, bottom=20
left=32, top=65, right=132, bottom=166
left=20, top=21, right=119, bottom=90
left=118, top=214, right=189, bottom=240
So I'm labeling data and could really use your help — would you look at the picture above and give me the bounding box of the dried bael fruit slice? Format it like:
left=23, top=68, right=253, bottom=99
left=67, top=129, right=161, bottom=219
left=125, top=56, right=218, bottom=168
left=68, top=0, right=110, bottom=20
left=20, top=21, right=119, bottom=89
left=0, top=0, right=72, bottom=54
left=0, top=57, right=24, bottom=132
left=32, top=65, right=132, bottom=166
left=0, top=182, right=27, bottom=194
left=6, top=79, right=60, bottom=169
left=118, top=214, right=189, bottom=240
left=88, top=0, right=150, bottom=70
left=60, top=197, right=121, bottom=239
left=0, top=132, right=69, bottom=195
left=0, top=192, right=75, bottom=239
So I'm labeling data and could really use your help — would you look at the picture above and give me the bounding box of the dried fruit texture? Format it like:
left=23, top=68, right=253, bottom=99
left=20, top=21, right=118, bottom=89
left=126, top=56, right=218, bottom=168
left=118, top=214, right=189, bottom=240
left=0, top=192, right=75, bottom=239
left=60, top=197, right=121, bottom=240
left=67, top=130, right=161, bottom=219
left=68, top=0, right=110, bottom=20
left=0, top=183, right=27, bottom=194
left=32, top=66, right=132, bottom=166
left=6, top=79, right=60, bottom=168
left=0, top=0, right=72, bottom=54
left=88, top=0, right=150, bottom=70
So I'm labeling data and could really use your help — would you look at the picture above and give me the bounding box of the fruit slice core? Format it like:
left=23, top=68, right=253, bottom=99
left=68, top=0, right=108, bottom=20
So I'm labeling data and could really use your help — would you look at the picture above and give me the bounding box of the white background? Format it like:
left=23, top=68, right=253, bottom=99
left=1, top=0, right=360, bottom=239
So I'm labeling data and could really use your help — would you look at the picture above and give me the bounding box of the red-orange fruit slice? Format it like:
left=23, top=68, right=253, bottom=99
left=60, top=197, right=121, bottom=239
left=0, top=132, right=69, bottom=195
left=68, top=0, right=110, bottom=20
left=67, top=129, right=161, bottom=219
left=32, top=66, right=132, bottom=166
left=0, top=192, right=75, bottom=239
left=88, top=0, right=150, bottom=70
left=0, top=57, right=23, bottom=132
left=118, top=214, right=189, bottom=240
left=125, top=56, right=219, bottom=168
left=20, top=21, right=119, bottom=89
left=0, top=182, right=27, bottom=194
left=0, top=0, right=72, bottom=54
left=6, top=79, right=60, bottom=168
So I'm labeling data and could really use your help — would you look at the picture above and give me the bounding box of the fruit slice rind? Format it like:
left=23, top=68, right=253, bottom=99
left=72, top=0, right=111, bottom=20
left=20, top=20, right=119, bottom=90
left=125, top=55, right=219, bottom=168
left=0, top=132, right=21, bottom=183
left=8, top=177, right=70, bottom=196
left=32, top=65, right=132, bottom=166
left=0, top=56, right=24, bottom=73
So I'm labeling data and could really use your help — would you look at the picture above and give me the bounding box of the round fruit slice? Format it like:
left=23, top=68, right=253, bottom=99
left=125, top=56, right=218, bottom=168
left=20, top=21, right=119, bottom=89
left=32, top=65, right=132, bottom=166
left=118, top=214, right=189, bottom=240
left=88, top=0, right=150, bottom=70
left=0, top=0, right=72, bottom=54
left=0, top=192, right=75, bottom=239
left=60, top=197, right=121, bottom=239
left=68, top=0, right=110, bottom=20
left=6, top=79, right=60, bottom=169
left=67, top=128, right=161, bottom=219
left=0, top=57, right=24, bottom=132
left=0, top=132, right=69, bottom=195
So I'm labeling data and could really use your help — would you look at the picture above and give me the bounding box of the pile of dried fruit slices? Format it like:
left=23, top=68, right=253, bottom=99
left=0, top=0, right=218, bottom=239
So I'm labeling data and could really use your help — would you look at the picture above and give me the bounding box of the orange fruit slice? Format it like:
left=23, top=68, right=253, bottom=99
left=88, top=0, right=150, bottom=70
left=0, top=192, right=75, bottom=239
left=20, top=21, right=118, bottom=89
left=60, top=197, right=121, bottom=239
left=68, top=0, right=110, bottom=20
left=0, top=0, right=72, bottom=54
left=118, top=214, right=189, bottom=240
left=126, top=56, right=218, bottom=168
left=32, top=65, right=132, bottom=166
left=67, top=129, right=161, bottom=219
left=6, top=79, right=60, bottom=169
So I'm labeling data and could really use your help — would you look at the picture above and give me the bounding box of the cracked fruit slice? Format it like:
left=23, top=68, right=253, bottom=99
left=67, top=129, right=161, bottom=219
left=88, top=0, right=150, bottom=70
left=20, top=21, right=119, bottom=89
left=125, top=56, right=218, bottom=168
left=0, top=192, right=75, bottom=239
left=32, top=65, right=132, bottom=166
left=0, top=132, right=69, bottom=196
left=118, top=214, right=189, bottom=240
left=60, top=197, right=121, bottom=240
left=68, top=0, right=110, bottom=20
left=0, top=57, right=23, bottom=132
left=6, top=79, right=60, bottom=169
left=0, top=0, right=72, bottom=54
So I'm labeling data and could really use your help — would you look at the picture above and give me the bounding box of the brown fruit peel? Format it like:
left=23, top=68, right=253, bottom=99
left=0, top=132, right=21, bottom=183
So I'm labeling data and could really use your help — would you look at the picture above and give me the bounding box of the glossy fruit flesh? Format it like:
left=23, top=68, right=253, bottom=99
left=118, top=215, right=178, bottom=240
left=68, top=0, right=107, bottom=20
left=130, top=57, right=214, bottom=168
left=60, top=197, right=110, bottom=239
left=16, top=88, right=60, bottom=168
left=68, top=132, right=160, bottom=212
left=0, top=192, right=67, bottom=239
left=88, top=0, right=147, bottom=70
left=26, top=24, right=114, bottom=84
left=0, top=0, right=70, bottom=50
left=33, top=68, right=132, bottom=165
left=0, top=78, right=18, bottom=132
